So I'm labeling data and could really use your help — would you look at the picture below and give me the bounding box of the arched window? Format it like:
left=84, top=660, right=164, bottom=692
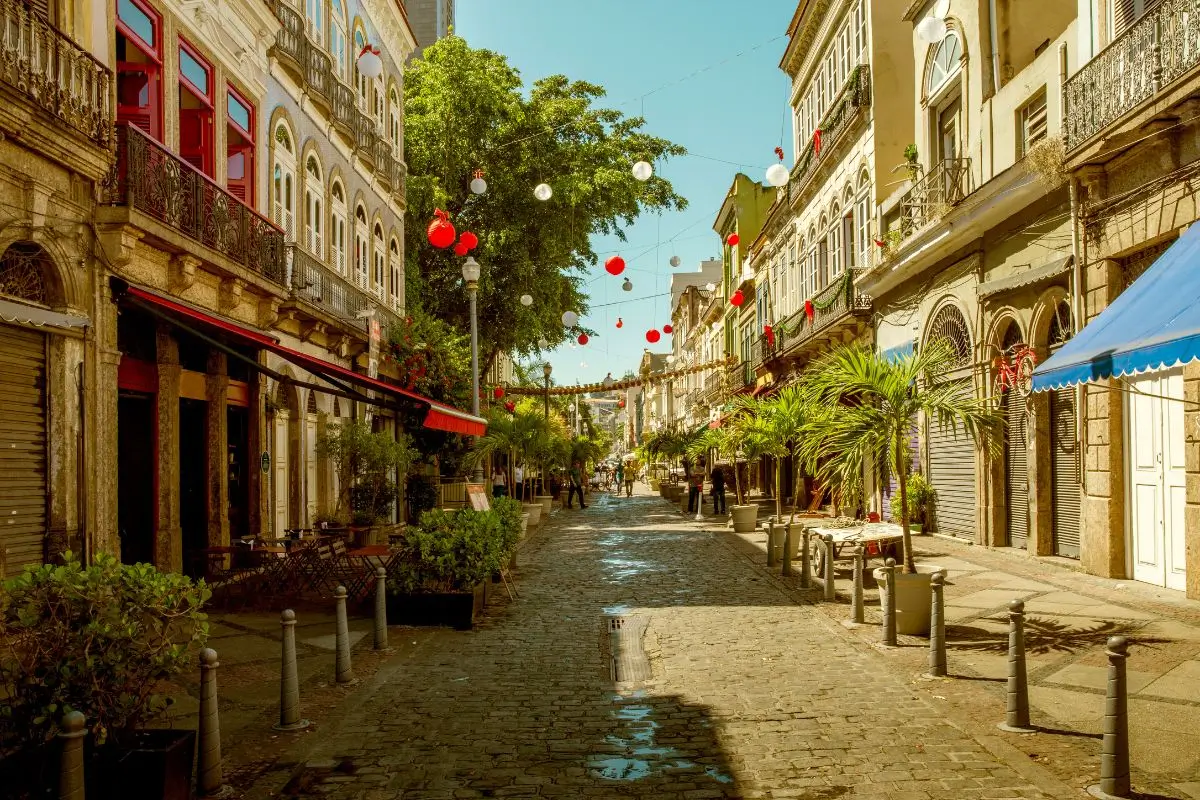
left=330, top=0, right=348, bottom=82
left=855, top=170, right=872, bottom=267
left=926, top=31, right=962, bottom=96
left=353, top=204, right=368, bottom=288
left=304, top=154, right=323, bottom=257
left=926, top=303, right=972, bottom=367
left=272, top=123, right=296, bottom=240
left=805, top=226, right=820, bottom=299
left=373, top=75, right=385, bottom=129
left=389, top=236, right=402, bottom=310
left=1048, top=301, right=1073, bottom=349
left=330, top=180, right=347, bottom=274
left=827, top=208, right=841, bottom=280
left=787, top=239, right=799, bottom=314
left=354, top=27, right=369, bottom=113
left=388, top=86, right=401, bottom=156
left=0, top=243, right=54, bottom=305
left=304, top=0, right=322, bottom=47
left=372, top=223, right=385, bottom=297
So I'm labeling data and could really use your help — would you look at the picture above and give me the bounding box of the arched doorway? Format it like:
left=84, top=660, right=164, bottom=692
left=1046, top=302, right=1080, bottom=557
left=1000, top=320, right=1029, bottom=548
left=924, top=303, right=976, bottom=539
left=271, top=381, right=300, bottom=535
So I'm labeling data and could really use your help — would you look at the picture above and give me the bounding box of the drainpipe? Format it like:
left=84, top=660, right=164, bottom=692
left=1061, top=41, right=1086, bottom=488
left=989, top=0, right=1002, bottom=94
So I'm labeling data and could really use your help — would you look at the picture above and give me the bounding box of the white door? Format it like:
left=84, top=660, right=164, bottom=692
left=1127, top=369, right=1187, bottom=590
left=305, top=414, right=319, bottom=524
left=274, top=412, right=290, bottom=536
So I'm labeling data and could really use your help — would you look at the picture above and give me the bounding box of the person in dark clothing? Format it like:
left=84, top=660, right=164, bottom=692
left=710, top=465, right=727, bottom=514
left=566, top=461, right=587, bottom=509
left=687, top=465, right=703, bottom=513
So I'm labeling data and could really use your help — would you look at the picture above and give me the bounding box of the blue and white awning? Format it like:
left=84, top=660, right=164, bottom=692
left=1032, top=223, right=1200, bottom=392
left=880, top=340, right=915, bottom=364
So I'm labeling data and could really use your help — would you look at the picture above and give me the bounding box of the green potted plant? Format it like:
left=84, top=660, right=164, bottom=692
left=320, top=420, right=416, bottom=545
left=0, top=554, right=209, bottom=799
left=890, top=472, right=935, bottom=533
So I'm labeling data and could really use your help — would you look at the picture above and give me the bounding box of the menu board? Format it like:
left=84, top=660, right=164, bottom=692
left=467, top=484, right=490, bottom=511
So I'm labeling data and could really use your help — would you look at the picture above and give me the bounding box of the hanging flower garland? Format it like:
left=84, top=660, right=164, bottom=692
left=770, top=270, right=855, bottom=338
left=500, top=355, right=737, bottom=396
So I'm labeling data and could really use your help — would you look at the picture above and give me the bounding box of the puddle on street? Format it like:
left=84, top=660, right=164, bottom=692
left=602, top=603, right=633, bottom=615
left=599, top=556, right=658, bottom=581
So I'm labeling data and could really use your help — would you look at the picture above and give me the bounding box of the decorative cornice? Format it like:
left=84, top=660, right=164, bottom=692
left=362, top=0, right=418, bottom=68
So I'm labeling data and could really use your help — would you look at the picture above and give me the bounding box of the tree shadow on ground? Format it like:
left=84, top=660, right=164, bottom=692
left=946, top=616, right=1169, bottom=656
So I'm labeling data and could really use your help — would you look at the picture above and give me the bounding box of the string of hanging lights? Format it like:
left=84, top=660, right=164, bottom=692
left=503, top=355, right=738, bottom=397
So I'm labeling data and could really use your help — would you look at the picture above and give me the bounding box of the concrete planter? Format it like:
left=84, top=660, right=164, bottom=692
left=537, top=495, right=554, bottom=518
left=875, top=564, right=945, bottom=636
left=387, top=583, right=487, bottom=630
left=731, top=504, right=758, bottom=533
left=522, top=503, right=542, bottom=528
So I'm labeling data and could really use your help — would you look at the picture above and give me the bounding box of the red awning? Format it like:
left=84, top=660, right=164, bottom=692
left=121, top=284, right=487, bottom=437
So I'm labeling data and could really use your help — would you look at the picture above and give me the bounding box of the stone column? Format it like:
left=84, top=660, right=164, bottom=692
left=1028, top=388, right=1053, bottom=556
left=248, top=366, right=268, bottom=541
left=45, top=332, right=84, bottom=560
left=1183, top=362, right=1200, bottom=600
left=93, top=278, right=122, bottom=559
left=206, top=350, right=230, bottom=548
left=155, top=322, right=182, bottom=572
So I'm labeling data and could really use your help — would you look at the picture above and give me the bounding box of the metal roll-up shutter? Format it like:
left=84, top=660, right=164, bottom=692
left=927, top=382, right=977, bottom=539
left=1005, top=391, right=1029, bottom=548
left=883, top=423, right=920, bottom=521
left=1051, top=388, right=1081, bottom=557
left=0, top=324, right=47, bottom=577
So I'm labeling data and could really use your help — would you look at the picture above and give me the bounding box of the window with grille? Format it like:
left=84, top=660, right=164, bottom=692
left=1017, top=88, right=1048, bottom=158
left=1111, top=0, right=1165, bottom=37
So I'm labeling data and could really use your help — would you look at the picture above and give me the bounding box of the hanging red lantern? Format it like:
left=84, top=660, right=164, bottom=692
left=459, top=231, right=479, bottom=251
left=578, top=333, right=590, bottom=345
left=453, top=242, right=469, bottom=256
left=726, top=233, right=740, bottom=247
left=605, top=255, right=626, bottom=276
left=663, top=324, right=673, bottom=334
left=493, top=386, right=504, bottom=399
left=805, top=299, right=815, bottom=322
left=646, top=329, right=661, bottom=343
left=618, top=399, right=626, bottom=409
left=426, top=209, right=456, bottom=249
left=764, top=324, right=775, bottom=347
left=504, top=400, right=516, bottom=413
left=730, top=289, right=745, bottom=307
left=616, top=317, right=623, bottom=328
left=813, top=128, right=823, bottom=156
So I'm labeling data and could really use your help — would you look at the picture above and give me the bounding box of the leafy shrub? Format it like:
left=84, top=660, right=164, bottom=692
left=405, top=474, right=439, bottom=523
left=0, top=554, right=209, bottom=751
left=388, top=503, right=521, bottom=594
left=889, top=472, right=937, bottom=526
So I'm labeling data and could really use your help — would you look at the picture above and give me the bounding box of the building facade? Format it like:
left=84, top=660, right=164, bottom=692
left=404, top=0, right=453, bottom=58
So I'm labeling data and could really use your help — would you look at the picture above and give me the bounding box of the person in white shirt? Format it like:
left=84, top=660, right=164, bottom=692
left=514, top=464, right=525, bottom=501
left=491, top=467, right=507, bottom=498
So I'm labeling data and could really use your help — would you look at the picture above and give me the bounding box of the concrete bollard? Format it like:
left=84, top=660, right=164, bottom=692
left=373, top=567, right=389, bottom=651
left=335, top=585, right=356, bottom=685
left=765, top=521, right=777, bottom=568
left=1088, top=636, right=1132, bottom=799
left=799, top=527, right=812, bottom=589
left=873, top=558, right=897, bottom=646
left=58, top=711, right=86, bottom=800
left=850, top=545, right=865, bottom=624
left=822, top=534, right=836, bottom=602
left=781, top=523, right=794, bottom=577
left=197, top=648, right=232, bottom=797
left=928, top=573, right=947, bottom=677
left=998, top=600, right=1036, bottom=733
left=274, top=609, right=310, bottom=731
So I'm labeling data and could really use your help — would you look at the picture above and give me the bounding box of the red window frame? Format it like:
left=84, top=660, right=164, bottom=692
left=116, top=0, right=163, bottom=140
left=178, top=38, right=215, bottom=177
left=226, top=85, right=256, bottom=209
left=178, top=38, right=213, bottom=108
left=116, top=0, right=161, bottom=61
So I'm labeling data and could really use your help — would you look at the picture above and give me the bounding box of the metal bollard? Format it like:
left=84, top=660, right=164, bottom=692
left=335, top=585, right=356, bottom=685
left=873, top=558, right=897, bottom=646
left=1088, top=636, right=1132, bottom=799
left=850, top=546, right=865, bottom=624
left=781, top=523, right=794, bottom=577
left=822, top=534, right=836, bottom=601
left=928, top=573, right=947, bottom=677
left=373, top=567, right=389, bottom=651
left=765, top=521, right=777, bottom=568
left=799, top=527, right=812, bottom=589
left=58, top=711, right=86, bottom=800
left=197, top=648, right=232, bottom=797
left=998, top=600, right=1036, bottom=733
left=274, top=609, right=310, bottom=731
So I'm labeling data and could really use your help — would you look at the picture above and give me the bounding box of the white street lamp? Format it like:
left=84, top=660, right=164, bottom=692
left=462, top=256, right=483, bottom=482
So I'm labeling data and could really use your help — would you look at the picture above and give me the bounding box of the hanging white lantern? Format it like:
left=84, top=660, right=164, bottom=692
left=766, top=163, right=790, bottom=187
left=561, top=310, right=579, bottom=327
left=534, top=183, right=553, bottom=201
left=632, top=161, right=653, bottom=181
left=933, top=0, right=951, bottom=18
left=666, top=355, right=676, bottom=364
left=357, top=45, right=383, bottom=79
left=622, top=278, right=632, bottom=292
left=669, top=255, right=681, bottom=268
left=520, top=293, right=533, bottom=306
left=470, top=177, right=487, bottom=195
left=705, top=282, right=716, bottom=292
left=538, top=337, right=549, bottom=349
left=917, top=15, right=947, bottom=44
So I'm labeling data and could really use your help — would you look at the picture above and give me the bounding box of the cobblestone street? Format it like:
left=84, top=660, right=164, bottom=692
left=242, top=489, right=1077, bottom=800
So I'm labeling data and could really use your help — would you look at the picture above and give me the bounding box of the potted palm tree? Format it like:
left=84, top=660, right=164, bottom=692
left=733, top=387, right=818, bottom=524
left=801, top=340, right=1000, bottom=635
left=467, top=406, right=548, bottom=527
left=319, top=420, right=416, bottom=543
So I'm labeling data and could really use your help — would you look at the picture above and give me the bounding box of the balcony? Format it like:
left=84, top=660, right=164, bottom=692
left=789, top=64, right=871, bottom=207
left=781, top=268, right=872, bottom=356
left=702, top=371, right=724, bottom=404
left=287, top=244, right=374, bottom=331
left=898, top=158, right=972, bottom=238
left=271, top=1, right=406, bottom=205
left=108, top=123, right=286, bottom=285
left=725, top=360, right=752, bottom=394
left=0, top=0, right=112, bottom=146
left=1063, top=2, right=1200, bottom=151
left=751, top=326, right=787, bottom=372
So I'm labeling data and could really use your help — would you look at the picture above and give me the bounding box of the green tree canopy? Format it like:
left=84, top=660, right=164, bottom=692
left=404, top=35, right=688, bottom=367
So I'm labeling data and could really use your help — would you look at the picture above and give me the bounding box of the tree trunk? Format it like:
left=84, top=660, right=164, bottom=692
left=896, top=432, right=915, bottom=573
left=774, top=456, right=783, bottom=521
left=789, top=456, right=803, bottom=523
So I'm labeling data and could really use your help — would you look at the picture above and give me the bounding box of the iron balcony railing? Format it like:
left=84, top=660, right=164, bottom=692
left=790, top=64, right=871, bottom=205
left=899, top=158, right=972, bottom=238
left=287, top=244, right=374, bottom=331
left=725, top=360, right=751, bottom=392
left=0, top=0, right=112, bottom=146
left=702, top=371, right=724, bottom=403
left=1063, top=0, right=1200, bottom=151
left=783, top=268, right=872, bottom=352
left=751, top=324, right=787, bottom=370
left=272, top=1, right=406, bottom=205
left=109, top=123, right=286, bottom=284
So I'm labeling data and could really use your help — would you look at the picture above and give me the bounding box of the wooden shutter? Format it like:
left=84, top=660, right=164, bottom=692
left=0, top=324, right=47, bottom=577
left=24, top=0, right=51, bottom=21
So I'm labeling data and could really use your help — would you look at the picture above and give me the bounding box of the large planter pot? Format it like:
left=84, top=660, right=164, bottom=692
left=520, top=513, right=529, bottom=540
left=650, top=478, right=661, bottom=491
left=537, top=495, right=553, bottom=518
left=731, top=504, right=758, bottom=533
left=386, top=583, right=488, bottom=630
left=522, top=503, right=542, bottom=528
left=90, top=729, right=197, bottom=800
left=874, top=565, right=945, bottom=636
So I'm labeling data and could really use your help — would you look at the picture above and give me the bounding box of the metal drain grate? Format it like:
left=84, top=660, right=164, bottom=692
left=606, top=615, right=652, bottom=683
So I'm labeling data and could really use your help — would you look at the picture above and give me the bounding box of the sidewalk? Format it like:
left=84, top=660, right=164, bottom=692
left=707, top=509, right=1200, bottom=799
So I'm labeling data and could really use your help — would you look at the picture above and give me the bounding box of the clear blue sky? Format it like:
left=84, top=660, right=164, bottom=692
left=456, top=0, right=797, bottom=387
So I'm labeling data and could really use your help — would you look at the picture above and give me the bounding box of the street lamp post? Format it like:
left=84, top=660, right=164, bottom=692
left=542, top=363, right=552, bottom=421
left=462, top=257, right=483, bottom=483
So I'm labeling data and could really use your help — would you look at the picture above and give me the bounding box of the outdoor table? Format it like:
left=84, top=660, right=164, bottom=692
left=801, top=521, right=905, bottom=574
left=346, top=545, right=392, bottom=571
left=195, top=546, right=236, bottom=579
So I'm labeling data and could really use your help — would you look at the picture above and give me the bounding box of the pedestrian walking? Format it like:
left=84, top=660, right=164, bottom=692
left=514, top=463, right=524, bottom=501
left=566, top=461, right=587, bottom=509
left=491, top=466, right=507, bottom=498
left=711, top=465, right=727, bottom=514
left=687, top=464, right=704, bottom=513
left=614, top=463, right=624, bottom=495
